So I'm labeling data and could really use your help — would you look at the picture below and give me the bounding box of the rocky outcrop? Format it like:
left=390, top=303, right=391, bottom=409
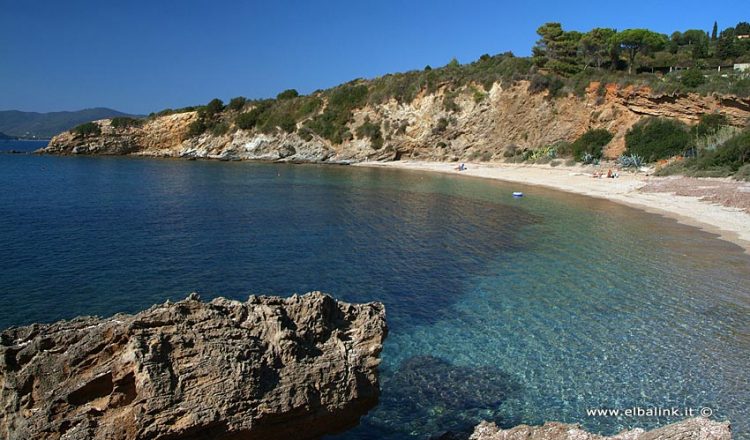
left=41, top=81, right=750, bottom=162
left=0, top=292, right=387, bottom=440
left=470, top=418, right=731, bottom=440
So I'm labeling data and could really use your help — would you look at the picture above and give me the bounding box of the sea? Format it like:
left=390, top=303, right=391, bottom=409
left=1, top=139, right=748, bottom=439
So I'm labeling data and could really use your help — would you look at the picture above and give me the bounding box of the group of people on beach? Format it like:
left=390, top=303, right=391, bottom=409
left=593, top=169, right=618, bottom=179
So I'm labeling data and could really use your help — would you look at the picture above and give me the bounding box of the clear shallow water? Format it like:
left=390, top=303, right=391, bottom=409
left=0, top=154, right=748, bottom=439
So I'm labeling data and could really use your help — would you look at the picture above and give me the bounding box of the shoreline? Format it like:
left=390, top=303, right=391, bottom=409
left=355, top=160, right=750, bottom=253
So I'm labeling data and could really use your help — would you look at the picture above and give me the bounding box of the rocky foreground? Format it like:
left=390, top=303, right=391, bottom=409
left=469, top=418, right=731, bottom=440
left=0, top=292, right=387, bottom=440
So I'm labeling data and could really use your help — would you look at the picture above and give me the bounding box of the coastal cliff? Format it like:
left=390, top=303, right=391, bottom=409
left=41, top=81, right=750, bottom=163
left=0, top=292, right=387, bottom=440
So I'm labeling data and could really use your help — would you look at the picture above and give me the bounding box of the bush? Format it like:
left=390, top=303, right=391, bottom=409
left=204, top=98, right=224, bottom=116
left=681, top=69, right=706, bottom=88
left=210, top=122, right=230, bottom=136
left=297, top=96, right=323, bottom=117
left=432, top=117, right=449, bottom=134
left=735, top=163, right=750, bottom=181
left=187, top=119, right=207, bottom=137
left=277, top=89, right=300, bottom=100
left=306, top=84, right=369, bottom=144
left=694, top=130, right=750, bottom=172
left=228, top=96, right=247, bottom=111
left=694, top=113, right=728, bottom=137
left=443, top=92, right=461, bottom=112
left=298, top=127, right=315, bottom=141
left=355, top=117, right=383, bottom=149
left=625, top=118, right=692, bottom=162
left=528, top=74, right=565, bottom=97
left=110, top=117, right=143, bottom=129
left=71, top=122, right=101, bottom=136
left=571, top=129, right=613, bottom=161
left=235, top=101, right=273, bottom=130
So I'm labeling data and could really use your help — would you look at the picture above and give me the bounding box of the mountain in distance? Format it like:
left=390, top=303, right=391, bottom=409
left=0, top=131, right=17, bottom=140
left=0, top=108, right=142, bottom=139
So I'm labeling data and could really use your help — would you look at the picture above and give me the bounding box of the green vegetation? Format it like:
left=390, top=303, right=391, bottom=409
left=71, top=122, right=101, bottom=136
left=141, top=19, right=748, bottom=164
left=110, top=117, right=144, bottom=129
left=304, top=84, right=368, bottom=143
left=571, top=129, right=613, bottom=161
left=625, top=118, right=691, bottom=161
left=355, top=117, right=384, bottom=149
left=204, top=98, right=225, bottom=117
left=656, top=129, right=750, bottom=179
left=680, top=69, right=706, bottom=88
left=228, top=96, right=247, bottom=111
left=276, top=89, right=300, bottom=100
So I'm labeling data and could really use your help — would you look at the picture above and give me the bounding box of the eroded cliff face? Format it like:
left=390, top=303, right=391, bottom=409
left=470, top=417, right=731, bottom=440
left=0, top=292, right=387, bottom=440
left=42, top=82, right=750, bottom=162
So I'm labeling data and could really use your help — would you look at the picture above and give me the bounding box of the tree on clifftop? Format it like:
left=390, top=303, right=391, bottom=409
left=579, top=28, right=616, bottom=69
left=533, top=22, right=582, bottom=76
left=613, top=29, right=667, bottom=74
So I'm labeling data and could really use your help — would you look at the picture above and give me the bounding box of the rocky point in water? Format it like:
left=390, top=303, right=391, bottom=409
left=0, top=291, right=387, bottom=440
left=468, top=417, right=731, bottom=440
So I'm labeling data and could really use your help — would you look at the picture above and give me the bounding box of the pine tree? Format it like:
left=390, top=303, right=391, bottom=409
left=711, top=21, right=718, bottom=40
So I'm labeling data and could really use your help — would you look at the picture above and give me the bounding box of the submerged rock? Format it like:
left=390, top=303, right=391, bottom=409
left=368, top=355, right=522, bottom=435
left=0, top=291, right=387, bottom=440
left=470, top=417, right=731, bottom=440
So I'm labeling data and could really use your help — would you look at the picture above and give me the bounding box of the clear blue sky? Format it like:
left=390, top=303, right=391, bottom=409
left=1, top=0, right=746, bottom=114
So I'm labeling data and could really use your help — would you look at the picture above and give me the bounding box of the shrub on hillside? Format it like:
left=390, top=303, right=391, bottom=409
left=625, top=118, right=692, bottom=162
left=693, top=113, right=728, bottom=137
left=355, top=118, right=384, bottom=149
left=203, top=98, right=224, bottom=116
left=680, top=69, right=706, bottom=88
left=228, top=96, right=247, bottom=111
left=306, top=84, right=369, bottom=144
left=71, top=122, right=101, bottom=136
left=528, top=74, right=565, bottom=97
left=235, top=101, right=274, bottom=130
left=694, top=130, right=750, bottom=172
left=110, top=117, right=143, bottom=129
left=277, top=89, right=300, bottom=100
left=187, top=119, right=207, bottom=137
left=571, top=129, right=613, bottom=161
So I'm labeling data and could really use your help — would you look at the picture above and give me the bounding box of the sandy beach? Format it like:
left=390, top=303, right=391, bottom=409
left=355, top=160, right=750, bottom=253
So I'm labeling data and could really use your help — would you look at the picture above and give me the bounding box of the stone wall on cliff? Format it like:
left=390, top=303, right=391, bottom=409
left=42, top=82, right=750, bottom=163
left=0, top=292, right=387, bottom=440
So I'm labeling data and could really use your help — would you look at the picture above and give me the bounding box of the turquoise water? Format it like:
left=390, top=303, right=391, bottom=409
left=0, top=153, right=748, bottom=439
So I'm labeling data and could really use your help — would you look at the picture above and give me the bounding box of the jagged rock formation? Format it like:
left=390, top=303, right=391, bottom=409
left=469, top=418, right=731, bottom=440
left=41, top=81, right=750, bottom=163
left=0, top=292, right=387, bottom=440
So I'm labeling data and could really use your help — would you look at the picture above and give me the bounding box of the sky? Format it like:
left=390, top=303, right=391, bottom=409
left=1, top=0, right=747, bottom=114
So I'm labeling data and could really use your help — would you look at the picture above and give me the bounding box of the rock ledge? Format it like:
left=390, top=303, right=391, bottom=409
left=470, top=417, right=731, bottom=440
left=0, top=291, right=387, bottom=440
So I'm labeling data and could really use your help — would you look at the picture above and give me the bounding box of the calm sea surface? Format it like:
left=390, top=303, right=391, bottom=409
left=1, top=146, right=748, bottom=439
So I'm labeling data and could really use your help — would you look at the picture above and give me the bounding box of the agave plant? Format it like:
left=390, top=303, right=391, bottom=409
left=618, top=154, right=645, bottom=168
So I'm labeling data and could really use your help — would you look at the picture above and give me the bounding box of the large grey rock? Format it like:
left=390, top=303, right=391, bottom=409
left=470, top=417, right=731, bottom=440
left=0, top=292, right=387, bottom=440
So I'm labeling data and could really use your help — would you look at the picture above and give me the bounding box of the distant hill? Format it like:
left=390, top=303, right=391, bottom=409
left=0, top=108, right=141, bottom=139
left=0, top=131, right=16, bottom=140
